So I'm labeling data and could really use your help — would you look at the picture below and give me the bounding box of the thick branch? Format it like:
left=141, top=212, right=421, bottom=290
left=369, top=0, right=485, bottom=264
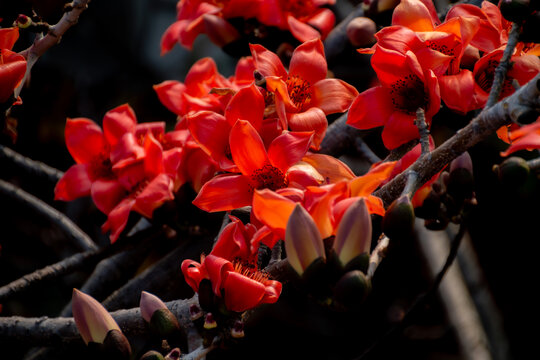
left=0, top=145, right=63, bottom=184
left=0, top=296, right=198, bottom=347
left=0, top=179, right=96, bottom=252
left=318, top=113, right=365, bottom=157
left=324, top=4, right=364, bottom=63
left=374, top=74, right=540, bottom=206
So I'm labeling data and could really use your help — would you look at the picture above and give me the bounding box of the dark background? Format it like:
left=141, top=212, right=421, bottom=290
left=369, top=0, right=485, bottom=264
left=1, top=0, right=539, bottom=359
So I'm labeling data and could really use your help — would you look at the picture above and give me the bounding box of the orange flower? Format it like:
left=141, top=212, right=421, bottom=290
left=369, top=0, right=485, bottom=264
left=192, top=119, right=313, bottom=212
left=250, top=38, right=358, bottom=149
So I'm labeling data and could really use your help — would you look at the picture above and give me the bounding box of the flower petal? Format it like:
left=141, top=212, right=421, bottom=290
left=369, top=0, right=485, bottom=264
left=249, top=43, right=288, bottom=79
left=230, top=120, right=269, bottom=176
left=289, top=38, right=327, bottom=86
left=154, top=80, right=187, bottom=116
left=287, top=108, right=326, bottom=150
left=268, top=131, right=313, bottom=173
left=102, top=104, right=137, bottom=148
left=382, top=111, right=419, bottom=150
left=54, top=164, right=93, bottom=201
left=91, top=179, right=127, bottom=215
left=222, top=271, right=266, bottom=312
left=347, top=86, right=393, bottom=130
left=252, top=189, right=296, bottom=239
left=225, top=83, right=265, bottom=131
left=287, top=15, right=321, bottom=43
left=65, top=118, right=107, bottom=164
left=193, top=174, right=253, bottom=212
left=310, top=78, right=359, bottom=115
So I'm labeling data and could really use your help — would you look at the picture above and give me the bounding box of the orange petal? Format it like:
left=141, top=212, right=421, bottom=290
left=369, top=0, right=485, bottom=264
left=193, top=174, right=253, bottom=212
left=349, top=161, right=396, bottom=197
left=289, top=38, right=327, bottom=86
left=301, top=153, right=355, bottom=183
left=252, top=189, right=296, bottom=239
left=230, top=120, right=269, bottom=176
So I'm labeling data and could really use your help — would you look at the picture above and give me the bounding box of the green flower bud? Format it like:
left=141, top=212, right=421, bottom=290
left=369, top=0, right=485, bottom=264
left=382, top=195, right=415, bottom=240
left=493, top=157, right=530, bottom=187
left=140, top=350, right=165, bottom=360
left=333, top=270, right=372, bottom=310
left=102, top=329, right=132, bottom=359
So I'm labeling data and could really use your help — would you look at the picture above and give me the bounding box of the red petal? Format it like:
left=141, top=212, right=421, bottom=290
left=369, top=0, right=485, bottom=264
left=251, top=189, right=296, bottom=239
left=110, top=133, right=145, bottom=167
left=181, top=259, right=204, bottom=293
left=392, top=0, right=437, bottom=31
left=287, top=108, right=326, bottom=150
left=382, top=111, right=419, bottom=150
left=134, top=174, right=174, bottom=218
left=161, top=21, right=184, bottom=54
left=230, top=120, right=269, bottom=176
left=102, top=104, right=137, bottom=148
left=203, top=254, right=234, bottom=296
left=65, top=118, right=107, bottom=164
left=91, top=179, right=127, bottom=215
left=439, top=70, right=480, bottom=114
left=0, top=28, right=19, bottom=50
left=268, top=131, right=313, bottom=173
left=347, top=86, right=392, bottom=130
left=310, top=79, right=359, bottom=115
left=287, top=15, right=321, bottom=43
left=222, top=272, right=266, bottom=312
left=0, top=49, right=26, bottom=103
left=54, top=164, right=92, bottom=201
left=154, top=80, right=187, bottom=116
left=289, top=38, right=327, bottom=86
left=143, top=133, right=164, bottom=178
left=307, top=8, right=335, bottom=38
left=232, top=56, right=256, bottom=86
left=225, top=83, right=265, bottom=131
left=249, top=44, right=288, bottom=79
left=193, top=174, right=254, bottom=212
left=102, top=198, right=136, bottom=243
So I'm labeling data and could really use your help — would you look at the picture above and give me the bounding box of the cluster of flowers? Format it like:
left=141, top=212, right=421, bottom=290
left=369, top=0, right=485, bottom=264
left=161, top=0, right=336, bottom=52
left=347, top=0, right=540, bottom=150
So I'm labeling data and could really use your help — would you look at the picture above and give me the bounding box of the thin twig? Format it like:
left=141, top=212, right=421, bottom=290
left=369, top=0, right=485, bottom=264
left=366, top=234, right=390, bottom=280
left=374, top=74, right=540, bottom=206
left=323, top=4, right=364, bottom=63
left=355, top=137, right=382, bottom=164
left=415, top=107, right=430, bottom=156
left=0, top=145, right=63, bottom=184
left=0, top=179, right=96, bottom=252
left=14, top=0, right=91, bottom=99
left=485, top=22, right=521, bottom=109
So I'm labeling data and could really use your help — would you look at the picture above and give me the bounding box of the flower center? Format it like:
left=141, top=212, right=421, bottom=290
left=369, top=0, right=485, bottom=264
left=390, top=74, right=429, bottom=115
left=251, top=164, right=287, bottom=191
left=89, top=153, right=113, bottom=180
left=425, top=41, right=455, bottom=57
left=286, top=75, right=311, bottom=111
left=475, top=59, right=514, bottom=97
left=233, top=260, right=269, bottom=283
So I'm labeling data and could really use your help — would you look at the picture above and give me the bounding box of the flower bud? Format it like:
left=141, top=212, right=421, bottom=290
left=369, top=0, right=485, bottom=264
left=140, top=292, right=181, bottom=337
left=333, top=270, right=372, bottom=310
left=493, top=156, right=530, bottom=187
left=189, top=304, right=204, bottom=321
left=285, top=205, right=326, bottom=276
left=164, top=348, right=181, bottom=360
left=203, top=14, right=240, bottom=48
left=230, top=320, right=245, bottom=339
left=14, top=14, right=31, bottom=29
left=333, top=198, right=372, bottom=270
left=346, top=17, right=377, bottom=47
left=102, top=329, right=132, bottom=359
left=72, top=289, right=121, bottom=345
left=382, top=195, right=415, bottom=240
left=204, top=313, right=217, bottom=330
left=140, top=350, right=165, bottom=360
left=447, top=152, right=475, bottom=202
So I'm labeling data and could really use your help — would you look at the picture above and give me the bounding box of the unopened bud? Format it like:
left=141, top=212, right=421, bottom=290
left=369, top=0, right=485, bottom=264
left=72, top=289, right=121, bottom=345
left=102, top=329, right=132, bottom=359
left=189, top=304, right=203, bottom=321
left=447, top=152, right=475, bottom=202
left=204, top=313, right=217, bottom=330
left=346, top=17, right=377, bottom=47
left=140, top=291, right=168, bottom=323
left=164, top=348, right=181, bottom=360
left=333, top=198, right=372, bottom=270
left=140, top=350, right=165, bottom=360
left=333, top=270, right=372, bottom=310
left=14, top=14, right=31, bottom=28
left=382, top=195, right=415, bottom=240
left=493, top=156, right=530, bottom=187
left=140, top=292, right=180, bottom=337
left=230, top=320, right=245, bottom=338
left=285, top=205, right=326, bottom=276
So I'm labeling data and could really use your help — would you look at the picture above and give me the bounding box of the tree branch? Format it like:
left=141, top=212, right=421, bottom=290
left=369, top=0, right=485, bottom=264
left=0, top=179, right=96, bottom=252
left=0, top=145, right=63, bottom=184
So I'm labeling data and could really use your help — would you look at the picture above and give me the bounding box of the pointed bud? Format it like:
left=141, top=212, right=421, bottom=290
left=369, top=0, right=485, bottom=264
left=493, top=157, right=530, bottom=187
left=72, top=289, right=121, bottom=345
left=203, top=313, right=217, bottom=330
left=203, top=14, right=240, bottom=48
left=140, top=291, right=168, bottom=323
left=285, top=205, right=326, bottom=276
left=164, top=348, right=181, bottom=360
left=382, top=195, right=415, bottom=240
left=102, top=329, right=132, bottom=359
left=333, top=198, right=372, bottom=269
left=346, top=17, right=377, bottom=47
left=140, top=350, right=165, bottom=360
left=230, top=320, right=245, bottom=339
left=333, top=270, right=372, bottom=310
left=140, top=291, right=181, bottom=337
left=447, top=152, right=474, bottom=202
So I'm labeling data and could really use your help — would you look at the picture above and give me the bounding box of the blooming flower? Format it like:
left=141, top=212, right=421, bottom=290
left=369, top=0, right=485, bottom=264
left=250, top=38, right=358, bottom=149
left=347, top=46, right=440, bottom=149
left=192, top=119, right=313, bottom=212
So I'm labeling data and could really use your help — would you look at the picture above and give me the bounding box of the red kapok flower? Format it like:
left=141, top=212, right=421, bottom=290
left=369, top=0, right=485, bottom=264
left=347, top=46, right=440, bottom=149
left=193, top=119, right=313, bottom=212
left=250, top=38, right=358, bottom=149
left=499, top=117, right=540, bottom=157
left=0, top=28, right=26, bottom=104
left=182, top=254, right=282, bottom=312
